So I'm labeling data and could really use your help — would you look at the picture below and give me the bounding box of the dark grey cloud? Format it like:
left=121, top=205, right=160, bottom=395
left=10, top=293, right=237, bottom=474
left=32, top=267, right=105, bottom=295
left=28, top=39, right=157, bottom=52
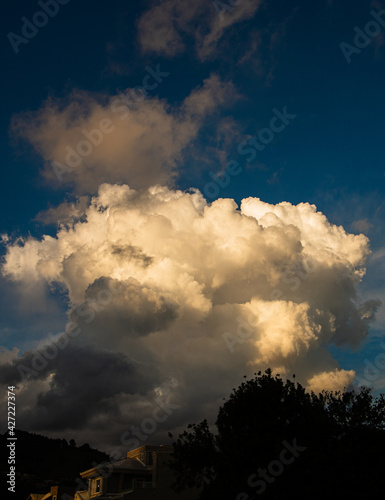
left=10, top=343, right=156, bottom=432
left=74, top=277, right=179, bottom=343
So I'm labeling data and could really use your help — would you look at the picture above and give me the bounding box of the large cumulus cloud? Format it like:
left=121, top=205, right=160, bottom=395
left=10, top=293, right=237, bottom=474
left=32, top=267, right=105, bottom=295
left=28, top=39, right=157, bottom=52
left=0, top=184, right=380, bottom=451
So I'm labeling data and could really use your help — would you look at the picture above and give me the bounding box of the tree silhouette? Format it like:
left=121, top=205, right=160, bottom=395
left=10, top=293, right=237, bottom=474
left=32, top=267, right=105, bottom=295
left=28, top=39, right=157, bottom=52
left=169, top=369, right=385, bottom=499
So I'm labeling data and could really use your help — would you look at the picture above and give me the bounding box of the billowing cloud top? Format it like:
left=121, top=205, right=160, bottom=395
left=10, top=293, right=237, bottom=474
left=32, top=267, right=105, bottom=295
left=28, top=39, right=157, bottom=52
left=0, top=184, right=379, bottom=450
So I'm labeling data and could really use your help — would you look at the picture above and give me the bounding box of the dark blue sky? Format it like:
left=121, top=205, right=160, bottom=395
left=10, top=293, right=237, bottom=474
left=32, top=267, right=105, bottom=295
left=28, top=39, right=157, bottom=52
left=2, top=1, right=385, bottom=242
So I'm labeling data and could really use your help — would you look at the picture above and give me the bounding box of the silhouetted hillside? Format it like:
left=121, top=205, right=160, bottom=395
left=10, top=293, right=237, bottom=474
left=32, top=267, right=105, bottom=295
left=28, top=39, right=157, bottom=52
left=0, top=429, right=109, bottom=500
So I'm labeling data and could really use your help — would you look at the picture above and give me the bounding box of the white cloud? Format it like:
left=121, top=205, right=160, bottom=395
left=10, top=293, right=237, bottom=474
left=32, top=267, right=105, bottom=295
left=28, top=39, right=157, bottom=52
left=137, top=0, right=263, bottom=60
left=0, top=347, right=19, bottom=366
left=307, top=369, right=356, bottom=393
left=1, top=185, right=380, bottom=448
left=352, top=218, right=373, bottom=234
left=360, top=246, right=385, bottom=330
left=10, top=75, right=234, bottom=194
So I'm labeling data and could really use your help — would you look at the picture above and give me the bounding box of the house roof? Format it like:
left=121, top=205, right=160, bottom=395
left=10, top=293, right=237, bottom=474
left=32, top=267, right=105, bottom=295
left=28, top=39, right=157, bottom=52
left=105, top=457, right=149, bottom=471
left=126, top=444, right=173, bottom=458
left=40, top=494, right=53, bottom=500
left=81, top=457, right=150, bottom=477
